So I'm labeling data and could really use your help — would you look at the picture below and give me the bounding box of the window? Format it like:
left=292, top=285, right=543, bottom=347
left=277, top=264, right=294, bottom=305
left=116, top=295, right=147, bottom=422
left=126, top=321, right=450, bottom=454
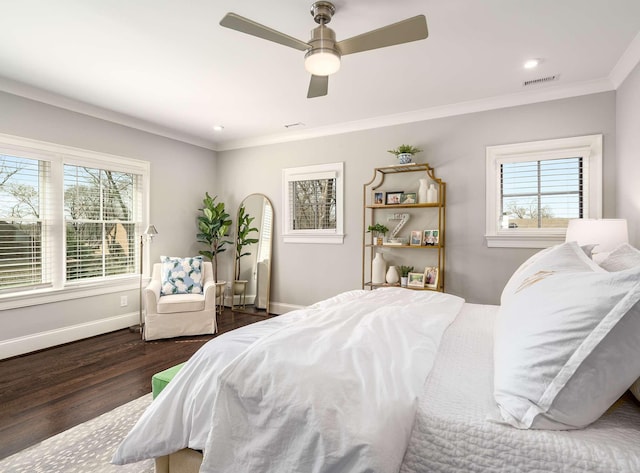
left=283, top=162, right=344, bottom=244
left=0, top=133, right=149, bottom=305
left=485, top=135, right=602, bottom=248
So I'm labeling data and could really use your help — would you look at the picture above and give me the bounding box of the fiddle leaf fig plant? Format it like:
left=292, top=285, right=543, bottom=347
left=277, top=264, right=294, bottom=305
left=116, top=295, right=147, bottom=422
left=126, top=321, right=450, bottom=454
left=235, top=205, right=259, bottom=281
left=197, top=192, right=232, bottom=281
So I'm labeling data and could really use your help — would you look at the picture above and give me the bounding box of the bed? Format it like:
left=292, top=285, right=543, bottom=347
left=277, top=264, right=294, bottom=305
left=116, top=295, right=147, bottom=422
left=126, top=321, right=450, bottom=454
left=113, top=241, right=640, bottom=472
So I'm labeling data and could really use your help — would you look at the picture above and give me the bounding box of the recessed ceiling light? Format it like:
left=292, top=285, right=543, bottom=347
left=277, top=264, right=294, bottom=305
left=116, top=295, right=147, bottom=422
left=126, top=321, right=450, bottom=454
left=212, top=125, right=224, bottom=131
left=524, top=59, right=540, bottom=69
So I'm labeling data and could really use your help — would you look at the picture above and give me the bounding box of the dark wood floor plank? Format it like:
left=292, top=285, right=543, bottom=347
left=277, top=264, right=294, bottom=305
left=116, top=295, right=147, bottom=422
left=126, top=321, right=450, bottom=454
left=0, top=308, right=272, bottom=459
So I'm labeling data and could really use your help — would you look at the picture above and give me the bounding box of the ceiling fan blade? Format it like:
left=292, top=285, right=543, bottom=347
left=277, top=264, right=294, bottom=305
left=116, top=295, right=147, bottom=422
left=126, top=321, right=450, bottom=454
left=337, top=15, right=428, bottom=56
left=307, top=75, right=329, bottom=98
left=220, top=12, right=310, bottom=51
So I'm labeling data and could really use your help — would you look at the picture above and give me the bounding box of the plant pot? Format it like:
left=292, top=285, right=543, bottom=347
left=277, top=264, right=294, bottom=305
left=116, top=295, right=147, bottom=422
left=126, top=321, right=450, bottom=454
left=401, top=276, right=408, bottom=287
left=397, top=153, right=413, bottom=164
left=233, top=280, right=248, bottom=295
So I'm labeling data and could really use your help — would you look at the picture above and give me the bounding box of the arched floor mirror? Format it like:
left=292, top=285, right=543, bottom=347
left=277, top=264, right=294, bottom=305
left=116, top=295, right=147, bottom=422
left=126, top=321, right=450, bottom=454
left=231, top=193, right=273, bottom=315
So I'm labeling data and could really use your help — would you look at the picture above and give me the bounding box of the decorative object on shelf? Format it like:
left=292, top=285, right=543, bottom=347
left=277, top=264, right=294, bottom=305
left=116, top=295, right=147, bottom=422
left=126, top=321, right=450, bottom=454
left=424, top=266, right=439, bottom=289
left=386, top=266, right=400, bottom=284
left=418, top=178, right=428, bottom=203
left=423, top=229, right=439, bottom=246
left=410, top=230, right=423, bottom=246
left=387, top=144, right=423, bottom=164
left=399, top=265, right=414, bottom=287
left=372, top=252, right=387, bottom=284
left=400, top=192, right=417, bottom=204
left=385, top=191, right=403, bottom=205
left=407, top=272, right=425, bottom=288
left=373, top=191, right=384, bottom=205
left=388, top=213, right=410, bottom=241
left=427, top=183, right=438, bottom=203
left=367, top=223, right=389, bottom=246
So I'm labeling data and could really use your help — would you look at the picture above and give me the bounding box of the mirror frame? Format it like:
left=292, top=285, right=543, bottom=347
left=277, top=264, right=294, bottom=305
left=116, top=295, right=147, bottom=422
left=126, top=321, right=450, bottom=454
left=232, top=193, right=273, bottom=315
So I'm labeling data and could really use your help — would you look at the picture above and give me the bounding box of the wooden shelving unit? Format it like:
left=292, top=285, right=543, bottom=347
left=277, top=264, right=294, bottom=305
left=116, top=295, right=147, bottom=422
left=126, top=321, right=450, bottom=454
left=362, top=163, right=446, bottom=292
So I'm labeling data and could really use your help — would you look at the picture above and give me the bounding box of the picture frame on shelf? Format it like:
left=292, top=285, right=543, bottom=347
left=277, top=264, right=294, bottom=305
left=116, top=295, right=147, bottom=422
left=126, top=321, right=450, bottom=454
left=373, top=191, right=385, bottom=205
left=400, top=192, right=417, bottom=204
left=410, top=230, right=423, bottom=246
left=423, top=229, right=439, bottom=246
left=385, top=191, right=403, bottom=205
left=407, top=272, right=425, bottom=288
left=424, top=266, right=439, bottom=289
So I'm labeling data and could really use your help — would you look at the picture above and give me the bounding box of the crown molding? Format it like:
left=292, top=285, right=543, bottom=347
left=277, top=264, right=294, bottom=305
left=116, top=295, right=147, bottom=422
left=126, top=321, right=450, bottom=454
left=217, top=78, right=615, bottom=151
left=0, top=76, right=217, bottom=151
left=609, top=31, right=640, bottom=88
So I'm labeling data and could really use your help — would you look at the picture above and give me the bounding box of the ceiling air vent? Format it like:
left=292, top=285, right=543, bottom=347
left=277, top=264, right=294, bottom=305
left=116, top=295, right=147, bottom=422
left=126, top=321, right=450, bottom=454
left=523, top=74, right=560, bottom=87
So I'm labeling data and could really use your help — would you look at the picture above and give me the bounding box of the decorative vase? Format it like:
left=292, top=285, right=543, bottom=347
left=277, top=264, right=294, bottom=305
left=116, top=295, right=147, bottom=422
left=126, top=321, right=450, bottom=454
left=401, top=276, right=408, bottom=287
left=427, top=183, right=438, bottom=203
left=418, top=178, right=428, bottom=203
left=386, top=266, right=400, bottom=285
left=372, top=252, right=386, bottom=285
left=397, top=153, right=413, bottom=164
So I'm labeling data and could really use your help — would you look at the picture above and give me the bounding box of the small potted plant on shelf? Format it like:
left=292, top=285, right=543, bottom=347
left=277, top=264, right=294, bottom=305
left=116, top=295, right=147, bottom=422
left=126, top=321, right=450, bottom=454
left=367, top=223, right=389, bottom=246
left=399, top=265, right=414, bottom=287
left=387, top=144, right=423, bottom=164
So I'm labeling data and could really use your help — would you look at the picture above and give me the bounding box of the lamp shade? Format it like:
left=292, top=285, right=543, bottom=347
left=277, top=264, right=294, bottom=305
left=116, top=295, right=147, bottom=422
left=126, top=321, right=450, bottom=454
left=144, top=225, right=158, bottom=236
left=565, top=218, right=628, bottom=256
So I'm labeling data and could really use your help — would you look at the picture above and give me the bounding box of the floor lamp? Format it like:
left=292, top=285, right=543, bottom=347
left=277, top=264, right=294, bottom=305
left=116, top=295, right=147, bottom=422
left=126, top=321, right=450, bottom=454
left=138, top=225, right=158, bottom=339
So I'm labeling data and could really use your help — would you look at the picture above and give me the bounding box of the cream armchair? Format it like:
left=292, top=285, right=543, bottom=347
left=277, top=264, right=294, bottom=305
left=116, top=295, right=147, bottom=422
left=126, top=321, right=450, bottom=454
left=143, top=261, right=219, bottom=341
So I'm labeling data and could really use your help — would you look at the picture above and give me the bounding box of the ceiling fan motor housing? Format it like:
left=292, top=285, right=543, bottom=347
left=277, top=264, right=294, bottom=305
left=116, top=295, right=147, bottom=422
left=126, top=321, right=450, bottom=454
left=310, top=1, right=335, bottom=25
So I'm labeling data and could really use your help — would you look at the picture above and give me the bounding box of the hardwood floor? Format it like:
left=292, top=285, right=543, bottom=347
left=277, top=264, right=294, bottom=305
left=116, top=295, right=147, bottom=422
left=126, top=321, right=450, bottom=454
left=0, top=308, right=273, bottom=459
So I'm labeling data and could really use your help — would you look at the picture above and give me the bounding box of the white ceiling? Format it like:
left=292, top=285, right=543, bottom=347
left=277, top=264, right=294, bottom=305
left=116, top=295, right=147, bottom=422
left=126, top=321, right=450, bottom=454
left=1, top=0, right=639, bottom=151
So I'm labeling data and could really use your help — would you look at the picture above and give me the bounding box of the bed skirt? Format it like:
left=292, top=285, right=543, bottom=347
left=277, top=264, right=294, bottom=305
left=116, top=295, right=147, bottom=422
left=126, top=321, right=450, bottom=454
left=155, top=449, right=202, bottom=473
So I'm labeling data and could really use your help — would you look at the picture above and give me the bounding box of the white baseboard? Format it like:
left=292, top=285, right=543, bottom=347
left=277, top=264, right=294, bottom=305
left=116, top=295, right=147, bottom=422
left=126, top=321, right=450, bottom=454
left=0, top=311, right=139, bottom=360
left=269, top=301, right=304, bottom=314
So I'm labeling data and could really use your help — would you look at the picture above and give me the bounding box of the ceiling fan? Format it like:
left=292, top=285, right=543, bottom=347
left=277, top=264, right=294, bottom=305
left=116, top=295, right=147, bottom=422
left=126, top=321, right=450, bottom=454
left=219, top=1, right=428, bottom=99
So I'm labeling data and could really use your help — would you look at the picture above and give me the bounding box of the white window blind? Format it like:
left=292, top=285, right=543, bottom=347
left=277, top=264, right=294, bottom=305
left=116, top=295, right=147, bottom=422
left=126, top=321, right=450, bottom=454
left=501, top=157, right=583, bottom=229
left=64, top=165, right=140, bottom=282
left=0, top=154, right=51, bottom=292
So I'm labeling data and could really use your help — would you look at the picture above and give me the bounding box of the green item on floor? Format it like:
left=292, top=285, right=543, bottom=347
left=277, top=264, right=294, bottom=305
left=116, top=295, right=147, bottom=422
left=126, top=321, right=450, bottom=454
left=151, top=362, right=185, bottom=399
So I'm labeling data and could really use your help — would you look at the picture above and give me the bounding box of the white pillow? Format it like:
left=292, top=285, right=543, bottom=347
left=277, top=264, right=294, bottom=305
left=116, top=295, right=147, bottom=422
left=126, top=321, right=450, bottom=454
left=500, top=242, right=602, bottom=305
left=494, top=242, right=640, bottom=430
left=598, top=243, right=640, bottom=272
left=597, top=243, right=640, bottom=403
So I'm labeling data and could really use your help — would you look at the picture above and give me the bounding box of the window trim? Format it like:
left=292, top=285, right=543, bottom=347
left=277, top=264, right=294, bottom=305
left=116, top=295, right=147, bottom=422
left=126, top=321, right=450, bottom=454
left=485, top=134, right=602, bottom=248
left=0, top=132, right=150, bottom=308
left=282, top=162, right=344, bottom=244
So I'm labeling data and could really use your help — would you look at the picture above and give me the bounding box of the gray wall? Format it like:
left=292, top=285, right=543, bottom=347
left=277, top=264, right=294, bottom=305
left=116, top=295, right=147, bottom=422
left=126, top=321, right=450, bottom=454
left=616, top=62, right=640, bottom=247
left=217, top=92, right=617, bottom=307
left=0, top=91, right=216, bottom=349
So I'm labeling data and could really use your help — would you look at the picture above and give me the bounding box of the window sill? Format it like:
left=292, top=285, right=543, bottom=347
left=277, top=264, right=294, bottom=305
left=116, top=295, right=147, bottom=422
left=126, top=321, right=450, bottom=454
left=283, top=233, right=345, bottom=244
left=0, top=276, right=141, bottom=311
left=485, top=233, right=564, bottom=248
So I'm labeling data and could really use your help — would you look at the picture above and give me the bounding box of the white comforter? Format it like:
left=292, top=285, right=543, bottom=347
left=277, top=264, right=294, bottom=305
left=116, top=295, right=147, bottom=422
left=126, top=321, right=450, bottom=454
left=113, top=288, right=464, bottom=472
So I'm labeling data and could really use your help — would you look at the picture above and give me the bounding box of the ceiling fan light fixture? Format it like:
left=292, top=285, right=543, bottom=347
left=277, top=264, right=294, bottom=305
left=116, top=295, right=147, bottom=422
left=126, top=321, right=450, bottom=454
left=304, top=48, right=341, bottom=76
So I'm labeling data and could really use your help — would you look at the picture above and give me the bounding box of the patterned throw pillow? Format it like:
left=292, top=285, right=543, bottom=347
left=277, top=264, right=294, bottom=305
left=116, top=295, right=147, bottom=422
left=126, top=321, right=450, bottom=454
left=160, top=256, right=204, bottom=295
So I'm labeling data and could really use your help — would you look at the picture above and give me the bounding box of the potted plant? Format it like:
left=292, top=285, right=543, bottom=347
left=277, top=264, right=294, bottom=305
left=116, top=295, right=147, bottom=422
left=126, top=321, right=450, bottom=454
left=399, top=265, right=414, bottom=287
left=234, top=205, right=259, bottom=297
left=367, top=223, right=389, bottom=245
left=197, top=192, right=232, bottom=282
left=387, top=144, right=423, bottom=164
